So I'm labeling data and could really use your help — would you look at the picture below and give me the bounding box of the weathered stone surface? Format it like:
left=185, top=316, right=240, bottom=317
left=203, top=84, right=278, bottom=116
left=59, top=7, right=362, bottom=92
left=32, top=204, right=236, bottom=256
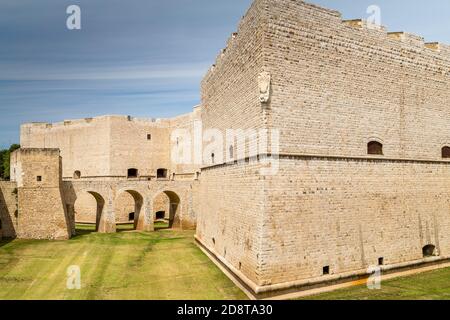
left=0, top=181, right=18, bottom=238
left=6, top=0, right=450, bottom=297
left=196, top=0, right=450, bottom=294
left=10, top=149, right=71, bottom=240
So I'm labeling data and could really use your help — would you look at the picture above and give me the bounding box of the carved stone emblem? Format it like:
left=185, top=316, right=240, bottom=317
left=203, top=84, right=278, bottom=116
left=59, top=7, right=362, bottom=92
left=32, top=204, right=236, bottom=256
left=258, top=71, right=271, bottom=103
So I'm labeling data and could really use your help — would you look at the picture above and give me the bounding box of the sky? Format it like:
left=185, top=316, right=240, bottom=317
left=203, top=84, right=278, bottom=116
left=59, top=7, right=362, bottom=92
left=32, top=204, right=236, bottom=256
left=0, top=0, right=449, bottom=148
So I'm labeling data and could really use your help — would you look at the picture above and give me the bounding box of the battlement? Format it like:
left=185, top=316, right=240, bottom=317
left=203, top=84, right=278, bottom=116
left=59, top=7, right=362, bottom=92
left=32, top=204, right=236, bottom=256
left=12, top=148, right=60, bottom=156
left=204, top=0, right=450, bottom=84
left=342, top=19, right=387, bottom=33
left=21, top=114, right=177, bottom=131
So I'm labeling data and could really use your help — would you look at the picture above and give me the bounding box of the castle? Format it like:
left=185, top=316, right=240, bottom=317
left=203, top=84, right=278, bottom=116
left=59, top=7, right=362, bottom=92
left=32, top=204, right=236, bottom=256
left=1, top=0, right=450, bottom=298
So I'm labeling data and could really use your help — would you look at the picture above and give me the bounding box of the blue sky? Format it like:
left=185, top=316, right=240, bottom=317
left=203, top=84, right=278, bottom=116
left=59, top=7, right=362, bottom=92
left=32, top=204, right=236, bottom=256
left=1, top=0, right=449, bottom=148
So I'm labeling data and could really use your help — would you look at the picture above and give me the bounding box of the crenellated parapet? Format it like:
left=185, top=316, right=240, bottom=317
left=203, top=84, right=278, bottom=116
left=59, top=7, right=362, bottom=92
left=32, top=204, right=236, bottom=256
left=204, top=0, right=450, bottom=87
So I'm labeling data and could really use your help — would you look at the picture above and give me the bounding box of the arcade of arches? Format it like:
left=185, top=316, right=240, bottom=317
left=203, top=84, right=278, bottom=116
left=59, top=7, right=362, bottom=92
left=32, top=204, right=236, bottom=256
left=69, top=181, right=191, bottom=233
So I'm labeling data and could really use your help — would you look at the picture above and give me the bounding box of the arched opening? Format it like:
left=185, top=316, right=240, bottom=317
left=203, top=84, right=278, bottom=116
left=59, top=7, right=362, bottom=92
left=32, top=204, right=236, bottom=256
left=155, top=211, right=166, bottom=220
left=115, top=190, right=143, bottom=232
left=157, top=168, right=168, bottom=179
left=422, top=244, right=436, bottom=257
left=368, top=141, right=383, bottom=155
left=74, top=191, right=105, bottom=234
left=73, top=171, right=81, bottom=179
left=127, top=168, right=138, bottom=178
left=152, top=191, right=181, bottom=230
left=442, top=146, right=450, bottom=158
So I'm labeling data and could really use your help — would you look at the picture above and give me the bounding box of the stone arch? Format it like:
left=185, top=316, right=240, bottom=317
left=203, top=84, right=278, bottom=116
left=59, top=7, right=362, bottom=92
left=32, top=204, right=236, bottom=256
left=116, top=189, right=144, bottom=230
left=442, top=146, right=450, bottom=158
left=152, top=190, right=181, bottom=229
left=422, top=244, right=437, bottom=257
left=367, top=140, right=383, bottom=155
left=73, top=170, right=81, bottom=179
left=155, top=211, right=166, bottom=220
left=73, top=190, right=106, bottom=232
left=89, top=191, right=106, bottom=232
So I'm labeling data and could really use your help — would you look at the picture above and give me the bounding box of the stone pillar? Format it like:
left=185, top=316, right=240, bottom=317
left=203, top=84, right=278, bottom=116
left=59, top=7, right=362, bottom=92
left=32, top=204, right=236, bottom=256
left=97, top=187, right=116, bottom=233
left=136, top=197, right=154, bottom=232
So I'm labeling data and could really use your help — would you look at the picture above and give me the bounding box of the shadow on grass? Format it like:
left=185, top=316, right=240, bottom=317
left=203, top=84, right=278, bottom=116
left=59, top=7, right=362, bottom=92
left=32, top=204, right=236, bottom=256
left=154, top=220, right=170, bottom=231
left=73, top=223, right=96, bottom=239
left=72, top=221, right=174, bottom=238
left=0, top=238, right=14, bottom=248
left=116, top=223, right=135, bottom=233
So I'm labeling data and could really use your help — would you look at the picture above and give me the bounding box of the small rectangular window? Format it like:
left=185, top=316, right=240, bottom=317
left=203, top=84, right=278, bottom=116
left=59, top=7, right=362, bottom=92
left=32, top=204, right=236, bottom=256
left=157, top=168, right=168, bottom=179
left=378, top=257, right=384, bottom=265
left=37, top=176, right=42, bottom=182
left=323, top=266, right=330, bottom=275
left=147, top=134, right=152, bottom=140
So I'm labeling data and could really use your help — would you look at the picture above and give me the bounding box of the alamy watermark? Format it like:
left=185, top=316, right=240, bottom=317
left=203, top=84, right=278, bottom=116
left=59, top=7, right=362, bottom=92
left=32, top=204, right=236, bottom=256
left=66, top=265, right=81, bottom=290
left=66, top=5, right=81, bottom=30
left=367, top=265, right=382, bottom=290
left=367, top=5, right=382, bottom=29
left=171, top=120, right=280, bottom=176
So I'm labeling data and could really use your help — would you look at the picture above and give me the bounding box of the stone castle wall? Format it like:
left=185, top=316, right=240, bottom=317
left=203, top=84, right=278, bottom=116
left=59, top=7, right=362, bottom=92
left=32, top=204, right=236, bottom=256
left=7, top=0, right=450, bottom=297
left=21, top=117, right=112, bottom=178
left=21, top=110, right=202, bottom=180
left=0, top=181, right=18, bottom=238
left=264, top=0, right=450, bottom=159
left=196, top=0, right=271, bottom=286
left=196, top=161, right=267, bottom=285
left=74, top=191, right=136, bottom=224
left=63, top=179, right=200, bottom=231
left=11, top=149, right=71, bottom=240
left=20, top=110, right=202, bottom=228
left=107, top=116, right=171, bottom=178
left=261, top=157, right=450, bottom=285
left=153, top=192, right=170, bottom=219
left=200, top=0, right=267, bottom=162
left=196, top=0, right=450, bottom=295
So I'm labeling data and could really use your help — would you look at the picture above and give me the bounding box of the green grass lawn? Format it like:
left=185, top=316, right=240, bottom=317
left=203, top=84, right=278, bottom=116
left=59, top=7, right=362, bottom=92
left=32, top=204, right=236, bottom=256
left=4, top=225, right=450, bottom=301
left=0, top=225, right=247, bottom=300
left=302, top=268, right=450, bottom=300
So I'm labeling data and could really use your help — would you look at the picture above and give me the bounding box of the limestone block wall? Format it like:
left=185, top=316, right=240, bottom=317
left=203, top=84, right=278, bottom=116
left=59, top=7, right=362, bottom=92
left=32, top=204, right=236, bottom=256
left=73, top=191, right=98, bottom=223
left=153, top=192, right=170, bottom=219
left=196, top=161, right=266, bottom=285
left=11, top=149, right=71, bottom=240
left=169, top=106, right=203, bottom=175
left=108, top=116, right=171, bottom=178
left=197, top=0, right=450, bottom=293
left=200, top=0, right=267, bottom=162
left=63, top=179, right=200, bottom=231
left=260, top=157, right=450, bottom=285
left=0, top=181, right=18, bottom=238
left=263, top=0, right=450, bottom=159
left=20, top=117, right=112, bottom=178
left=20, top=111, right=202, bottom=181
left=114, top=192, right=136, bottom=223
